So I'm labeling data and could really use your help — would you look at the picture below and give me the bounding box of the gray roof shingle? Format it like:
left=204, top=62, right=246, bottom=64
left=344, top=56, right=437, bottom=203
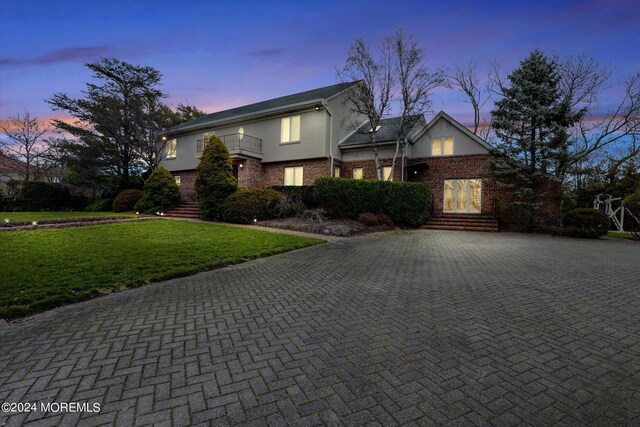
left=170, top=81, right=359, bottom=133
left=340, top=115, right=424, bottom=147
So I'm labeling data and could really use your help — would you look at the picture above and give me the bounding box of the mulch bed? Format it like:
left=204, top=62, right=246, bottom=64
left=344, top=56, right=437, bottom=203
left=0, top=216, right=159, bottom=232
left=260, top=216, right=396, bottom=237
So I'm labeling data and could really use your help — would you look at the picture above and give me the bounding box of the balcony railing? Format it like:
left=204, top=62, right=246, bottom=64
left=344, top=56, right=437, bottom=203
left=197, top=133, right=262, bottom=156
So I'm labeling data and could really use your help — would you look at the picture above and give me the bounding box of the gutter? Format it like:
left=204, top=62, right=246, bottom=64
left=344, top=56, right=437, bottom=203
left=167, top=99, right=326, bottom=136
left=322, top=100, right=335, bottom=176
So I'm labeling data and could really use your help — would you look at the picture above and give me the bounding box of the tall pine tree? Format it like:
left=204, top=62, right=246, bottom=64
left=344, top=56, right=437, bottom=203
left=489, top=49, right=580, bottom=229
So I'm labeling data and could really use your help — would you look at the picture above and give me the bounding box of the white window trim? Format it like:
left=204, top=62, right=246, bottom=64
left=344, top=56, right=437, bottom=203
left=281, top=115, right=301, bottom=144
left=284, top=166, right=304, bottom=186
left=432, top=137, right=454, bottom=156
left=443, top=179, right=482, bottom=213
left=165, top=139, right=177, bottom=159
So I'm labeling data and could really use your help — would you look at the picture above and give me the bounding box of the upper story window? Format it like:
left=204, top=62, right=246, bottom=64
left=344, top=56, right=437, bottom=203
left=432, top=137, right=454, bottom=156
left=165, top=139, right=177, bottom=159
left=238, top=127, right=244, bottom=141
left=284, top=166, right=304, bottom=186
left=281, top=115, right=300, bottom=143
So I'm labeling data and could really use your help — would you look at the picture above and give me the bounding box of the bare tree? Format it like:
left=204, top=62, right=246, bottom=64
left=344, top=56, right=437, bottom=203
left=448, top=62, right=492, bottom=137
left=338, top=38, right=393, bottom=180
left=0, top=112, right=51, bottom=181
left=561, top=55, right=640, bottom=181
left=388, top=28, right=445, bottom=180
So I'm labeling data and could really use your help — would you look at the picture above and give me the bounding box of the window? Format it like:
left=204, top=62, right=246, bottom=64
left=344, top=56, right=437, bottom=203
left=238, top=127, right=244, bottom=141
left=175, top=176, right=181, bottom=186
left=165, top=139, right=177, bottom=159
left=198, top=132, right=215, bottom=154
left=432, top=137, right=454, bottom=156
left=281, top=116, right=301, bottom=143
left=443, top=179, right=481, bottom=213
left=352, top=168, right=363, bottom=180
left=334, top=166, right=341, bottom=177
left=382, top=166, right=393, bottom=181
left=284, top=166, right=304, bottom=186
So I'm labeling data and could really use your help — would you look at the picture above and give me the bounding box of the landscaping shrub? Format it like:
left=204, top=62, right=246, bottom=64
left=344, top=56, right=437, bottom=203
left=12, top=181, right=86, bottom=211
left=84, top=198, right=113, bottom=212
left=563, top=208, right=609, bottom=238
left=274, top=193, right=307, bottom=218
left=270, top=185, right=318, bottom=208
left=623, top=189, right=640, bottom=236
left=357, top=212, right=381, bottom=226
left=314, top=177, right=431, bottom=226
left=135, top=167, right=182, bottom=214
left=112, top=189, right=143, bottom=212
left=195, top=135, right=237, bottom=220
left=224, top=189, right=282, bottom=224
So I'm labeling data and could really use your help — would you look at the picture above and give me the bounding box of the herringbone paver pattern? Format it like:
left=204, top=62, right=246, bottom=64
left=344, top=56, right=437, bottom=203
left=1, top=231, right=638, bottom=426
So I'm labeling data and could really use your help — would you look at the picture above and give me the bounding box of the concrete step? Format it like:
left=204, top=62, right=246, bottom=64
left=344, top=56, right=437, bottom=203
left=165, top=212, right=200, bottom=219
left=421, top=224, right=499, bottom=232
left=429, top=217, right=498, bottom=224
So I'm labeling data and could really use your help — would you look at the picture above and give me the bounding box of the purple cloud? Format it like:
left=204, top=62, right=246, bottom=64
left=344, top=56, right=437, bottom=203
left=0, top=46, right=111, bottom=66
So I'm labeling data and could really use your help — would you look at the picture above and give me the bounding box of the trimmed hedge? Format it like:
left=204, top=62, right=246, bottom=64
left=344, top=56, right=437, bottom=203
left=224, top=189, right=282, bottom=224
left=314, top=177, right=431, bottom=226
left=136, top=167, right=182, bottom=214
left=112, top=189, right=143, bottom=212
left=563, top=208, right=609, bottom=238
left=7, top=181, right=87, bottom=211
left=84, top=198, right=113, bottom=212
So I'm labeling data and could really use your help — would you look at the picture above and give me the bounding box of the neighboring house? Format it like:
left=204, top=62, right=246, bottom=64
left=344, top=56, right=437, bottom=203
left=0, top=153, right=27, bottom=190
left=160, top=82, right=561, bottom=228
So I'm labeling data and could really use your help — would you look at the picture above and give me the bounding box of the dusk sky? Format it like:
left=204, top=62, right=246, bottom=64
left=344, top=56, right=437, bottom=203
left=1, top=0, right=639, bottom=127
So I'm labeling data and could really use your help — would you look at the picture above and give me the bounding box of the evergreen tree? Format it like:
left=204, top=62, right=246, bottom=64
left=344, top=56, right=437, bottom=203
left=136, top=167, right=182, bottom=214
left=194, top=135, right=237, bottom=220
left=489, top=49, right=581, bottom=229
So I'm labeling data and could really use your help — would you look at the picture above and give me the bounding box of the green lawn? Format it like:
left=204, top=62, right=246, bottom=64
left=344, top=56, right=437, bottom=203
left=0, top=220, right=323, bottom=318
left=1, top=211, right=135, bottom=223
left=607, top=231, right=637, bottom=239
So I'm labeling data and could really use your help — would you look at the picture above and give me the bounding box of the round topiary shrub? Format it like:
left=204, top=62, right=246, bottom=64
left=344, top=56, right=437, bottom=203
left=84, top=198, right=113, bottom=212
left=563, top=208, right=609, bottom=238
left=194, top=135, right=238, bottom=220
left=135, top=167, right=182, bottom=214
left=224, top=189, right=282, bottom=224
left=112, top=189, right=144, bottom=212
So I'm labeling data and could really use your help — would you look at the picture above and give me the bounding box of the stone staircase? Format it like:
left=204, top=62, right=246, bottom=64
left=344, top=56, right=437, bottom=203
left=422, top=213, right=499, bottom=232
left=165, top=201, right=200, bottom=219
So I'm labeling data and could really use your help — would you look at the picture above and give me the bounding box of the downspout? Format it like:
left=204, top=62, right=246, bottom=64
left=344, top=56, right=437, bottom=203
left=322, top=101, right=334, bottom=176
left=401, top=139, right=406, bottom=181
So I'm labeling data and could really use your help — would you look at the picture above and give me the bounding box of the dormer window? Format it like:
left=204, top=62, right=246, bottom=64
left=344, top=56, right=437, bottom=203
left=281, top=116, right=300, bottom=143
left=369, top=125, right=382, bottom=133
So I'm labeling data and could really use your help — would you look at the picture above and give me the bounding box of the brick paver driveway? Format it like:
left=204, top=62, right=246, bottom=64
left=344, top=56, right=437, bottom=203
left=1, top=231, right=639, bottom=426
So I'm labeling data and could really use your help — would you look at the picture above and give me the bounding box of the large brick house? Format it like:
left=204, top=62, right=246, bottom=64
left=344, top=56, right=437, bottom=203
left=160, top=82, right=561, bottom=229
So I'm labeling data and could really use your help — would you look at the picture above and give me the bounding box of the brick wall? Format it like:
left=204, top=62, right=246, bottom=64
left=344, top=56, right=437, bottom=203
left=341, top=159, right=403, bottom=181
left=262, top=159, right=331, bottom=187
left=171, top=170, right=197, bottom=202
left=236, top=158, right=264, bottom=189
left=416, top=154, right=497, bottom=215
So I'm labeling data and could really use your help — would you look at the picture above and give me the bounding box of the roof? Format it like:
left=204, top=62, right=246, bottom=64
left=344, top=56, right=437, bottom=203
left=170, top=81, right=360, bottom=134
left=339, top=115, right=425, bottom=147
left=0, top=153, right=26, bottom=173
left=414, top=111, right=494, bottom=151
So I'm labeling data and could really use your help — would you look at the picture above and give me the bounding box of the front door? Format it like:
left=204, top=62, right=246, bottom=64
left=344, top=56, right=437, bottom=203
left=444, top=179, right=481, bottom=213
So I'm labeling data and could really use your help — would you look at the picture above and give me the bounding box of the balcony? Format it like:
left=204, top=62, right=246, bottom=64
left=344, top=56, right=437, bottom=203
left=197, top=133, right=262, bottom=159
